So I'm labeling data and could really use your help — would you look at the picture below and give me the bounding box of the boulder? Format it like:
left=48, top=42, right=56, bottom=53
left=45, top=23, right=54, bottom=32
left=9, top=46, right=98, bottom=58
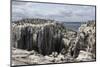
left=76, top=50, right=95, bottom=61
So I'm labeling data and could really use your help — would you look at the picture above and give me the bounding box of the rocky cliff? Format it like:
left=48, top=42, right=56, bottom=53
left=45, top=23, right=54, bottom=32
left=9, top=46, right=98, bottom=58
left=11, top=18, right=66, bottom=55
left=11, top=19, right=96, bottom=65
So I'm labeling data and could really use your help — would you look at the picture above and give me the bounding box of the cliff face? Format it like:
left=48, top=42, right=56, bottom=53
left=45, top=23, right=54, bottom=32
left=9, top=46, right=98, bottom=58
left=11, top=19, right=65, bottom=55
left=11, top=19, right=96, bottom=65
left=36, top=25, right=64, bottom=55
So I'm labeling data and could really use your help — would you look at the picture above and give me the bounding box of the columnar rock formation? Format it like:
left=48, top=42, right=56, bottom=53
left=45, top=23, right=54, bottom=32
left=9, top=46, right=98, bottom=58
left=36, top=25, right=64, bottom=55
left=11, top=18, right=65, bottom=55
left=11, top=18, right=96, bottom=60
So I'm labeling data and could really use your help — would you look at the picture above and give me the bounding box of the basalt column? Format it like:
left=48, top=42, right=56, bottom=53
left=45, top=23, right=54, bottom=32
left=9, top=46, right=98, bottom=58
left=36, top=25, right=64, bottom=55
left=17, top=26, right=34, bottom=51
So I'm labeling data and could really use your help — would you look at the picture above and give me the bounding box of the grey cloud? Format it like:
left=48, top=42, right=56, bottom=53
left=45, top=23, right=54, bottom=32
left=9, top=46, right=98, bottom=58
left=12, top=1, right=95, bottom=22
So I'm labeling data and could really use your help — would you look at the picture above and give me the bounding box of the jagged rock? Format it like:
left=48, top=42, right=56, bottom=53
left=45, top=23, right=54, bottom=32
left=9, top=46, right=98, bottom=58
left=12, top=18, right=96, bottom=65
left=65, top=22, right=96, bottom=59
left=44, top=55, right=54, bottom=62
left=62, top=38, right=70, bottom=49
left=78, top=22, right=96, bottom=58
left=57, top=53, right=65, bottom=61
left=44, top=53, right=65, bottom=63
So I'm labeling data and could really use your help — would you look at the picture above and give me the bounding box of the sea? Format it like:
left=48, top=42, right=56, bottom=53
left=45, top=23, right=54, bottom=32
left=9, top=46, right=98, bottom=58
left=62, top=22, right=84, bottom=31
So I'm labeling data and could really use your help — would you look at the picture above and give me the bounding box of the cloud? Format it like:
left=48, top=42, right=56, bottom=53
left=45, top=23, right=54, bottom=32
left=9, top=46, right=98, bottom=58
left=12, top=1, right=95, bottom=22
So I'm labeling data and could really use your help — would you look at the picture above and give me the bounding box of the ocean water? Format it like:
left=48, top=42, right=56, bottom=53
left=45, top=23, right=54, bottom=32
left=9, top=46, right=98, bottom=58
left=62, top=22, right=83, bottom=31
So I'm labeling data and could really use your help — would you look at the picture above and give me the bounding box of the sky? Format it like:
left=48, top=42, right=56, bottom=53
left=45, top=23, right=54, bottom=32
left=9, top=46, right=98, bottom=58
left=12, top=1, right=96, bottom=22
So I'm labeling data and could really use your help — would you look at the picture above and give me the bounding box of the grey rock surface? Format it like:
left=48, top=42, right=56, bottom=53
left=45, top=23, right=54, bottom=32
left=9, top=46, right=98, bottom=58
left=11, top=19, right=96, bottom=66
